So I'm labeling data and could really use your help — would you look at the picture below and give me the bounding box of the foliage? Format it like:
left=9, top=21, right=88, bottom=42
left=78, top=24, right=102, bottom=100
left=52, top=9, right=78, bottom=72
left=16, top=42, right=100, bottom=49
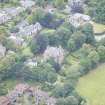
left=30, top=34, right=48, bottom=54
left=87, top=0, right=105, bottom=24
left=39, top=13, right=64, bottom=29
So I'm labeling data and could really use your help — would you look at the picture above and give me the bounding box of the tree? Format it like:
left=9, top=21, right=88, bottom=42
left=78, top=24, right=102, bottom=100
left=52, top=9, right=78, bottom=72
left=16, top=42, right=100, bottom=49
left=67, top=39, right=76, bottom=52
left=39, top=13, right=64, bottom=29
left=47, top=33, right=60, bottom=46
left=35, top=0, right=45, bottom=6
left=81, top=44, right=95, bottom=56
left=99, top=38, right=105, bottom=46
left=89, top=0, right=105, bottom=24
left=30, top=39, right=40, bottom=54
left=39, top=13, right=54, bottom=28
left=54, top=0, right=65, bottom=8
left=10, top=27, right=19, bottom=33
left=0, top=53, right=23, bottom=81
left=32, top=8, right=45, bottom=24
left=56, top=98, right=66, bottom=105
left=67, top=31, right=86, bottom=51
left=52, top=81, right=74, bottom=98
left=47, top=72, right=57, bottom=83
left=88, top=50, right=100, bottom=65
left=4, top=39, right=16, bottom=51
left=79, top=58, right=92, bottom=74
left=57, top=27, right=72, bottom=48
left=48, top=58, right=61, bottom=72
left=52, top=85, right=66, bottom=98
left=65, top=96, right=79, bottom=105
left=0, top=83, right=8, bottom=95
left=30, top=34, right=48, bottom=54
left=97, top=45, right=105, bottom=62
left=81, top=23, right=95, bottom=45
left=56, top=96, right=79, bottom=105
left=72, top=31, right=86, bottom=48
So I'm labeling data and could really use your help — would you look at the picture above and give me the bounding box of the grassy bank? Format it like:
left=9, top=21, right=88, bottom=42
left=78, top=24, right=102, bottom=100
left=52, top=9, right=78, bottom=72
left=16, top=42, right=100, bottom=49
left=76, top=63, right=105, bottom=105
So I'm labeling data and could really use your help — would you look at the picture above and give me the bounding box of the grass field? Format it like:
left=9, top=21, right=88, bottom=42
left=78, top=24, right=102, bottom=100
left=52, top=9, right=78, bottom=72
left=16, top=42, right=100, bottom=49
left=76, top=63, right=105, bottom=105
left=90, top=21, right=105, bottom=34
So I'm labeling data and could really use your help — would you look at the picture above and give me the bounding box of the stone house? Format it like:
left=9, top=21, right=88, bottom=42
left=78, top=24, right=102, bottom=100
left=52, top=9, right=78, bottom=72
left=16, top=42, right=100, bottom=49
left=4, top=7, right=25, bottom=17
left=43, top=46, right=65, bottom=64
left=0, top=7, right=25, bottom=24
left=16, top=20, right=29, bottom=30
left=68, top=0, right=84, bottom=7
left=46, top=97, right=56, bottom=105
left=0, top=12, right=11, bottom=24
left=20, top=0, right=35, bottom=8
left=14, top=84, right=30, bottom=95
left=67, top=13, right=91, bottom=27
left=0, top=96, right=10, bottom=105
left=7, top=90, right=19, bottom=103
left=32, top=87, right=56, bottom=105
left=18, top=22, right=42, bottom=37
left=0, top=84, right=56, bottom=105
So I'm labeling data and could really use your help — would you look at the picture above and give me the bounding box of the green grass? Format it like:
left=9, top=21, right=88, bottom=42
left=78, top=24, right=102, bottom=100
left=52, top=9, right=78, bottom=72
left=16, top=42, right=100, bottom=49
left=76, top=63, right=105, bottom=105
left=41, top=28, right=55, bottom=35
left=22, top=47, right=33, bottom=57
left=90, top=21, right=105, bottom=34
left=3, top=79, right=17, bottom=90
left=0, top=0, right=19, bottom=8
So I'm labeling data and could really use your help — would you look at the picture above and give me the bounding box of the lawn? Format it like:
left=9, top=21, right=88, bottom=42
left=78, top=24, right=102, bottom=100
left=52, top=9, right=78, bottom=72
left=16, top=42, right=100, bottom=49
left=90, top=21, right=105, bottom=34
left=76, top=63, right=105, bottom=105
left=0, top=0, right=19, bottom=8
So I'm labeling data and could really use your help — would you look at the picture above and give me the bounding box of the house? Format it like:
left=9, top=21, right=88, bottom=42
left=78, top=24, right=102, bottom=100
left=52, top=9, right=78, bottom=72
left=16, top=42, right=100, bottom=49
left=0, top=84, right=56, bottom=105
left=4, top=7, right=25, bottom=17
left=0, top=12, right=11, bottom=24
left=68, top=0, right=84, bottom=6
left=7, top=90, right=19, bottom=103
left=0, top=44, right=6, bottom=59
left=46, top=97, right=56, bottom=105
left=14, top=84, right=30, bottom=95
left=0, top=7, right=25, bottom=24
left=0, top=96, right=10, bottom=105
left=43, top=46, right=65, bottom=64
left=68, top=0, right=84, bottom=9
left=33, top=87, right=56, bottom=105
left=18, top=22, right=42, bottom=37
left=20, top=0, right=35, bottom=8
left=67, top=13, right=91, bottom=27
left=16, top=20, right=29, bottom=30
